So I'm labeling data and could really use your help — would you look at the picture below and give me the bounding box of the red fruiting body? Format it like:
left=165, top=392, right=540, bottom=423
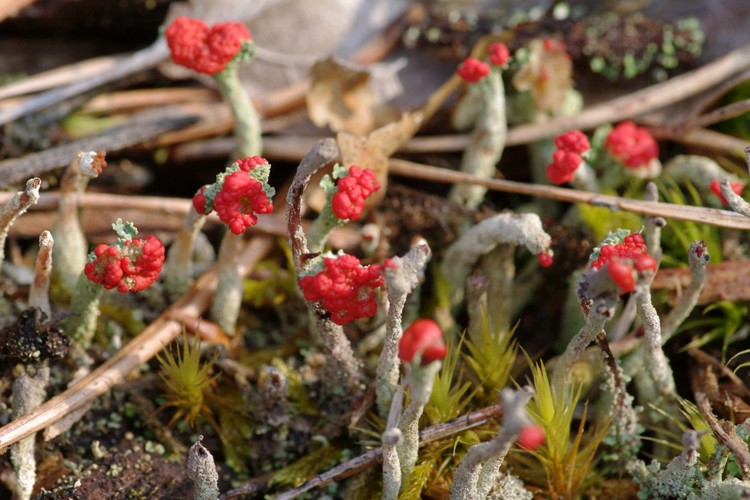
left=235, top=156, right=268, bottom=172
left=634, top=254, right=657, bottom=273
left=517, top=425, right=545, bottom=450
left=546, top=150, right=582, bottom=185
left=488, top=42, right=510, bottom=66
left=709, top=180, right=743, bottom=205
left=607, top=259, right=636, bottom=294
left=91, top=150, right=107, bottom=175
left=165, top=17, right=251, bottom=75
left=604, top=121, right=659, bottom=168
left=331, top=166, right=381, bottom=220
left=543, top=37, right=566, bottom=52
left=399, top=319, right=447, bottom=366
left=538, top=252, right=554, bottom=268
left=213, top=171, right=273, bottom=234
left=84, top=235, right=165, bottom=293
left=193, top=185, right=209, bottom=214
left=590, top=233, right=647, bottom=270
left=457, top=57, right=490, bottom=83
left=554, top=130, right=590, bottom=154
left=298, top=254, right=384, bottom=325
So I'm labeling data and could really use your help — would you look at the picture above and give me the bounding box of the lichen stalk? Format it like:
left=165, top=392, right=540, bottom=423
left=449, top=69, right=506, bottom=210
left=210, top=230, right=244, bottom=335
left=382, top=387, right=404, bottom=500
left=376, top=240, right=432, bottom=418
left=634, top=276, right=677, bottom=404
left=0, top=177, right=41, bottom=271
left=213, top=57, right=261, bottom=159
left=661, top=240, right=709, bottom=342
left=51, top=151, right=105, bottom=290
left=306, top=201, right=341, bottom=254
left=557, top=292, right=619, bottom=384
left=285, top=140, right=366, bottom=395
left=644, top=181, right=666, bottom=261
left=163, top=207, right=207, bottom=300
left=68, top=273, right=105, bottom=347
left=450, top=387, right=534, bottom=500
left=720, top=178, right=750, bottom=218
left=442, top=213, right=551, bottom=310
left=187, top=435, right=220, bottom=500
left=10, top=363, right=50, bottom=500
left=596, top=331, right=641, bottom=472
left=397, top=360, right=442, bottom=483
left=29, top=231, right=54, bottom=317
left=210, top=54, right=263, bottom=334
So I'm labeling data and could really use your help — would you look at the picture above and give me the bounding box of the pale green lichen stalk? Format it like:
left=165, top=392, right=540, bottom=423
left=441, top=213, right=552, bottom=324
left=306, top=164, right=354, bottom=253
left=187, top=435, right=220, bottom=500
left=211, top=232, right=243, bottom=335
left=162, top=207, right=206, bottom=300
left=52, top=151, right=106, bottom=291
left=0, top=177, right=41, bottom=271
left=450, top=387, right=534, bottom=500
left=397, top=357, right=442, bottom=486
left=210, top=47, right=264, bottom=335
left=449, top=67, right=506, bottom=210
left=382, top=387, right=404, bottom=500
left=11, top=363, right=50, bottom=500
left=212, top=44, right=260, bottom=160
left=28, top=231, right=54, bottom=318
left=376, top=239, right=431, bottom=418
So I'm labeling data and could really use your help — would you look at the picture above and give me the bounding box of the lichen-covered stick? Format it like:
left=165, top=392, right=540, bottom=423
left=376, top=239, right=431, bottom=418
left=286, top=138, right=341, bottom=269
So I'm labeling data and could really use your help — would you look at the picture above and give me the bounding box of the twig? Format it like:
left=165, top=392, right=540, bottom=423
left=0, top=55, right=125, bottom=102
left=0, top=39, right=169, bottom=127
left=504, top=41, right=750, bottom=144
left=0, top=237, right=273, bottom=455
left=687, top=348, right=750, bottom=401
left=0, top=191, right=361, bottom=250
left=696, top=391, right=750, bottom=479
left=387, top=158, right=750, bottom=230
left=0, top=110, right=197, bottom=187
left=228, top=403, right=504, bottom=500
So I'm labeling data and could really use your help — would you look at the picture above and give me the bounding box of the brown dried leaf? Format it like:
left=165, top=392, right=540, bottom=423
left=307, top=57, right=378, bottom=135
left=650, top=260, right=750, bottom=305
left=336, top=111, right=422, bottom=207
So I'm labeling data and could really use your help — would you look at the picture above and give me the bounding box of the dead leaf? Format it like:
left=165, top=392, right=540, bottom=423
left=336, top=111, right=422, bottom=208
left=307, top=57, right=378, bottom=135
left=651, top=260, right=750, bottom=305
